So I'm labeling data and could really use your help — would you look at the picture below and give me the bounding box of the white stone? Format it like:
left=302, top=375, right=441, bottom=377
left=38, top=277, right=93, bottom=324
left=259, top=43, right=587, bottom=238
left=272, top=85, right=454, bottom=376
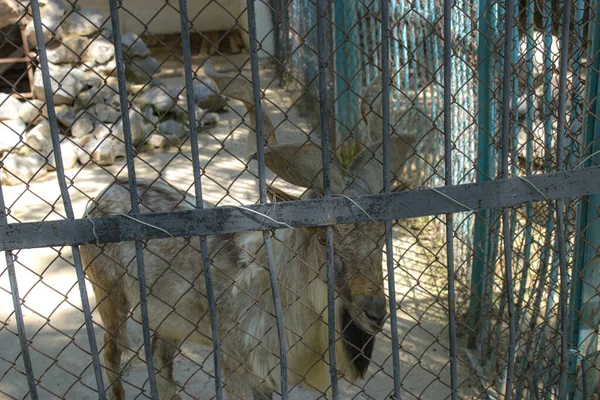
left=33, top=64, right=86, bottom=105
left=121, top=32, right=150, bottom=58
left=76, top=88, right=97, bottom=105
left=81, top=71, right=105, bottom=88
left=46, top=36, right=89, bottom=64
left=37, top=132, right=63, bottom=164
left=24, top=15, right=63, bottom=48
left=113, top=108, right=149, bottom=146
left=25, top=121, right=51, bottom=151
left=142, top=106, right=159, bottom=125
left=146, top=133, right=180, bottom=149
left=55, top=105, right=75, bottom=126
left=189, top=78, right=228, bottom=111
left=23, top=0, right=68, bottom=46
left=134, top=86, right=175, bottom=112
left=77, top=137, right=115, bottom=166
left=62, top=9, right=106, bottom=37
left=111, top=138, right=125, bottom=159
left=0, top=93, right=22, bottom=121
left=0, top=151, right=47, bottom=186
left=91, top=124, right=111, bottom=140
left=158, top=120, right=186, bottom=138
left=77, top=82, right=118, bottom=106
left=46, top=138, right=79, bottom=171
left=196, top=108, right=220, bottom=128
left=125, top=57, right=161, bottom=83
left=104, top=94, right=121, bottom=108
left=84, top=37, right=115, bottom=65
left=71, top=116, right=94, bottom=138
left=0, top=119, right=26, bottom=153
left=94, top=59, right=117, bottom=77
left=19, top=100, right=45, bottom=125
left=91, top=104, right=120, bottom=123
left=40, top=0, right=69, bottom=18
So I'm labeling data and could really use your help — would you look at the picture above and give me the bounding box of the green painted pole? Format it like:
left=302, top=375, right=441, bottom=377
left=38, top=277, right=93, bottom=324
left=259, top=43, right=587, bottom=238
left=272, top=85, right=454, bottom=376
left=568, top=2, right=600, bottom=397
left=467, top=0, right=495, bottom=349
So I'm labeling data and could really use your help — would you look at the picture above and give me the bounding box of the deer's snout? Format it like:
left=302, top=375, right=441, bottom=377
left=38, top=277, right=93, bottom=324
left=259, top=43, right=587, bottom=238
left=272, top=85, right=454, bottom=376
left=363, top=295, right=387, bottom=327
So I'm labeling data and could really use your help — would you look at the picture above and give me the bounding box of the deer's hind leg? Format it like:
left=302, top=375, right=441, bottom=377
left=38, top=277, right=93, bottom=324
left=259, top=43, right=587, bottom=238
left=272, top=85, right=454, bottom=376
left=152, top=334, right=181, bottom=400
left=93, top=282, right=131, bottom=400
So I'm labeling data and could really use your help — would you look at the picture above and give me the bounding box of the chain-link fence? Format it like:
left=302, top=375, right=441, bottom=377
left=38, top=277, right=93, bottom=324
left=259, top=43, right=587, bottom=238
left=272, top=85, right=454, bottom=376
left=0, top=0, right=599, bottom=399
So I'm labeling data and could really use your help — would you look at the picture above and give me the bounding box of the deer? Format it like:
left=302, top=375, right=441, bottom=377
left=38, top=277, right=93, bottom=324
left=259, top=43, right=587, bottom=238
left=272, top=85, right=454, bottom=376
left=80, top=61, right=416, bottom=399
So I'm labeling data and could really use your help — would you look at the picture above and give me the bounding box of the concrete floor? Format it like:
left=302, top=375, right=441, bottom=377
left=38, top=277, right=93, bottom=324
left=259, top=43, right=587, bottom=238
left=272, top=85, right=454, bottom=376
left=0, top=54, right=483, bottom=399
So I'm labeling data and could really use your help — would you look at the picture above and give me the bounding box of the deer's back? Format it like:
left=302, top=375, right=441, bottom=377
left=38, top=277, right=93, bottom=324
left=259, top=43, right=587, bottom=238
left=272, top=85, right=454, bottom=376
left=80, top=179, right=235, bottom=343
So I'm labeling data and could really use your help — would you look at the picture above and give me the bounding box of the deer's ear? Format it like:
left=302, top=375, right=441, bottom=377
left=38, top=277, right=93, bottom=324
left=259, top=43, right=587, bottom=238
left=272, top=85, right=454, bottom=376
left=360, top=75, right=384, bottom=143
left=267, top=184, right=299, bottom=203
left=255, top=142, right=346, bottom=194
left=347, top=134, right=417, bottom=194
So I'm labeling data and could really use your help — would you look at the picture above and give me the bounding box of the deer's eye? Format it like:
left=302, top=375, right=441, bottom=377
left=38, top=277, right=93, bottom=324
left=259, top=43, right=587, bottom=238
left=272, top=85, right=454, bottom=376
left=318, top=232, right=327, bottom=245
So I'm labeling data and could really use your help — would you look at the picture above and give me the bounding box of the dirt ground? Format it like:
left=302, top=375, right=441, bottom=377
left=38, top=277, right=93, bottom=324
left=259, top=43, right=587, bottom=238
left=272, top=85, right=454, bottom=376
left=0, top=54, right=484, bottom=399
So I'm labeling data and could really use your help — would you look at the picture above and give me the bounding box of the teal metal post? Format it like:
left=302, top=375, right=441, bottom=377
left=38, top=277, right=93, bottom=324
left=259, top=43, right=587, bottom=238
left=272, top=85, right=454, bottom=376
left=334, top=0, right=361, bottom=147
left=467, top=0, right=495, bottom=348
left=568, top=3, right=600, bottom=396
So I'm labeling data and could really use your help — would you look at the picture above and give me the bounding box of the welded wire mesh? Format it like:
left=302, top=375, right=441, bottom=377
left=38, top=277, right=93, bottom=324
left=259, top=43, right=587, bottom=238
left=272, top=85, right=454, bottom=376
left=0, top=0, right=600, bottom=399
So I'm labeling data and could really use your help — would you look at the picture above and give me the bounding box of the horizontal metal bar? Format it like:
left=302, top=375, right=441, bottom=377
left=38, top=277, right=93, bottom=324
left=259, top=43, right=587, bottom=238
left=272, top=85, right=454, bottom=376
left=0, top=57, right=32, bottom=63
left=2, top=166, right=600, bottom=251
left=9, top=92, right=33, bottom=99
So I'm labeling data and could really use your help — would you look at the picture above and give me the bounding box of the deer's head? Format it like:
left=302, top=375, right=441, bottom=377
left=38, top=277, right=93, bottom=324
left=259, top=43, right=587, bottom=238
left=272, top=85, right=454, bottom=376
left=204, top=61, right=416, bottom=337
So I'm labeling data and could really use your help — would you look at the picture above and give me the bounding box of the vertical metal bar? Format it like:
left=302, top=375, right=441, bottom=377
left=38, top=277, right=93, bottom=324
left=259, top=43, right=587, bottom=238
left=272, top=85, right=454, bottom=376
left=427, top=0, right=439, bottom=121
left=246, top=1, right=288, bottom=398
left=107, top=1, right=159, bottom=397
left=4, top=252, right=38, bottom=397
left=178, top=1, right=223, bottom=398
left=569, top=0, right=586, bottom=169
left=442, top=0, right=458, bottom=395
left=334, top=0, right=359, bottom=146
left=555, top=0, right=572, bottom=395
left=391, top=1, right=400, bottom=95
left=515, top=0, right=536, bottom=331
left=316, top=1, right=338, bottom=397
left=399, top=1, right=409, bottom=102
left=29, top=1, right=107, bottom=397
left=281, top=0, right=290, bottom=71
left=0, top=183, right=38, bottom=399
left=568, top=5, right=600, bottom=396
left=369, top=2, right=378, bottom=80
left=531, top=0, right=560, bottom=395
left=271, top=0, right=284, bottom=70
left=508, top=0, right=519, bottom=268
left=467, top=0, right=494, bottom=347
left=568, top=0, right=593, bottom=169
left=381, top=1, right=402, bottom=398
left=515, top=3, right=536, bottom=396
left=500, top=0, right=516, bottom=395
left=519, top=217, right=554, bottom=400
left=563, top=0, right=586, bottom=355
left=507, top=1, right=520, bottom=393
left=478, top=2, right=500, bottom=358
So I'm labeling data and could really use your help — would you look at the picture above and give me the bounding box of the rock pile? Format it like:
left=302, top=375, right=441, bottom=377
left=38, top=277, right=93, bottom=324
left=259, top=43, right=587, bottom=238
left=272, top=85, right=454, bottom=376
left=0, top=0, right=227, bottom=186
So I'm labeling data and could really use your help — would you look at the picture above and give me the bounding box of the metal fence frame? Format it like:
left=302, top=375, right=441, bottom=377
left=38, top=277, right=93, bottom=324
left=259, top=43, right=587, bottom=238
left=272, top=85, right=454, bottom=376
left=1, top=0, right=600, bottom=399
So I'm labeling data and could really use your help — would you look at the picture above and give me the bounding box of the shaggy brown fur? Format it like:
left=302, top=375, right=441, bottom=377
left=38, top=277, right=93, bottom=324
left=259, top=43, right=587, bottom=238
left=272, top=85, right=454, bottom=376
left=81, top=62, right=416, bottom=399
